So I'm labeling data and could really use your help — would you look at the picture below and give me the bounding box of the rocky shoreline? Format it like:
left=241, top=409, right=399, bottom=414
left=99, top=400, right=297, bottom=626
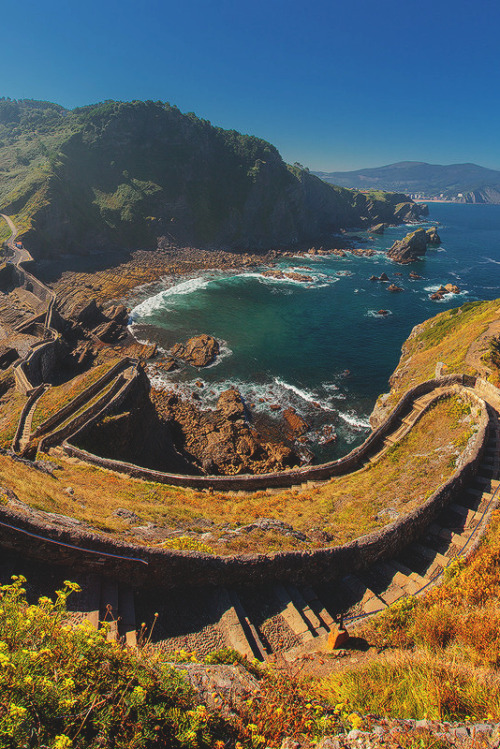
left=44, top=219, right=438, bottom=477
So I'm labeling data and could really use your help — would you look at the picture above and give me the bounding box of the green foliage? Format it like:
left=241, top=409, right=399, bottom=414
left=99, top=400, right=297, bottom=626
left=0, top=576, right=237, bottom=748
left=204, top=648, right=263, bottom=678
left=0, top=98, right=418, bottom=254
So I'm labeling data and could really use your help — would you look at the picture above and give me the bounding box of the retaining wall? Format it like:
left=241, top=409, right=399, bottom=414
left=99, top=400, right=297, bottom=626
left=38, top=369, right=139, bottom=452
left=11, top=384, right=45, bottom=452
left=63, top=374, right=467, bottom=491
left=19, top=334, right=60, bottom=390
left=0, top=387, right=489, bottom=589
left=33, top=358, right=134, bottom=437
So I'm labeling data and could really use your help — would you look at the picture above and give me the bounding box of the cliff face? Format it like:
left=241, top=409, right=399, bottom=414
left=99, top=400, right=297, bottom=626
left=0, top=99, right=425, bottom=257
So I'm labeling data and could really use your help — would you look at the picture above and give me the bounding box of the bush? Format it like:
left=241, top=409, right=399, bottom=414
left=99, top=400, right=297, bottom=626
left=0, top=576, right=238, bottom=748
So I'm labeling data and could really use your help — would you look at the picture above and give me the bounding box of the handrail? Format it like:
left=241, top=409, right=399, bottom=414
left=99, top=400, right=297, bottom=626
left=0, top=517, right=148, bottom=566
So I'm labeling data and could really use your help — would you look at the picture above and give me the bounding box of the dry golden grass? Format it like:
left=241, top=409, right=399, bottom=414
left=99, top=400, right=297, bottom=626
left=0, top=372, right=28, bottom=449
left=383, top=299, right=500, bottom=410
left=0, top=394, right=477, bottom=553
left=31, top=358, right=121, bottom=431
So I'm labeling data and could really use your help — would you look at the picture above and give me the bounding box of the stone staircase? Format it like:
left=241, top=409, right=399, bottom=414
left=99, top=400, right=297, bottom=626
left=17, top=385, right=48, bottom=452
left=134, top=409, right=499, bottom=660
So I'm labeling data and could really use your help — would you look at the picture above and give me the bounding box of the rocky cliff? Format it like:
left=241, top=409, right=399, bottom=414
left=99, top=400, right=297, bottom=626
left=0, top=99, right=426, bottom=257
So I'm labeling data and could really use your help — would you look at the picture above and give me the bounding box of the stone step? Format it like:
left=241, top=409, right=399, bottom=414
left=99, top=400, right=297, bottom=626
left=391, top=559, right=431, bottom=589
left=341, top=574, right=386, bottom=615
left=286, top=584, right=328, bottom=636
left=448, top=503, right=483, bottom=527
left=221, top=588, right=267, bottom=661
left=272, top=584, right=315, bottom=642
left=434, top=527, right=472, bottom=549
left=409, top=543, right=450, bottom=577
left=364, top=563, right=410, bottom=603
left=301, top=584, right=336, bottom=629
left=474, top=476, right=500, bottom=490
left=80, top=574, right=101, bottom=630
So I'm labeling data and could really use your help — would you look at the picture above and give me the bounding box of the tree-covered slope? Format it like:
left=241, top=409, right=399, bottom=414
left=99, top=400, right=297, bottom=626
left=0, top=99, right=423, bottom=256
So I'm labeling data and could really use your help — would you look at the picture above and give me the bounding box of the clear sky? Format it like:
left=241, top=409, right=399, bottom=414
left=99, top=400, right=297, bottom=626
left=1, top=0, right=500, bottom=171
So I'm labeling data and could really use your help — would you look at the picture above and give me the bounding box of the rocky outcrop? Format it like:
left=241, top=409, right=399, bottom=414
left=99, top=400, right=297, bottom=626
left=430, top=283, right=460, bottom=301
left=426, top=227, right=441, bottom=245
left=370, top=222, right=385, bottom=234
left=171, top=334, right=220, bottom=368
left=388, top=284, right=403, bottom=292
left=387, top=228, right=428, bottom=264
left=92, top=320, right=127, bottom=343
left=283, top=408, right=309, bottom=438
left=261, top=270, right=313, bottom=283
left=151, top=388, right=299, bottom=475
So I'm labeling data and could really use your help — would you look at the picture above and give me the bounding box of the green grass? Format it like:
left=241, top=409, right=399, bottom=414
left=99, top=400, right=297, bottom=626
left=316, top=651, right=500, bottom=721
left=381, top=298, right=500, bottom=411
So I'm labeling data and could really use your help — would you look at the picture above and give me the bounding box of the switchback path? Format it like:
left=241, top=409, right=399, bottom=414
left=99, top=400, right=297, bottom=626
left=0, top=214, right=33, bottom=265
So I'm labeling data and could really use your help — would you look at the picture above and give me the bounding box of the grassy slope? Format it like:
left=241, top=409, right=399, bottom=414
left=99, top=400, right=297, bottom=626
left=379, top=298, right=500, bottom=412
left=0, top=394, right=476, bottom=552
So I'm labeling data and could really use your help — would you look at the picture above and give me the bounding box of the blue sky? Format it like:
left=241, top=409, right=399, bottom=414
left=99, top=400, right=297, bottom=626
left=1, top=0, right=500, bottom=171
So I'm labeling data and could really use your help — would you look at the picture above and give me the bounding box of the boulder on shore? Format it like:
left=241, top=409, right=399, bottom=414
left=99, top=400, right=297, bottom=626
left=216, top=389, right=245, bottom=421
left=283, top=407, right=309, bottom=438
left=171, top=334, right=220, bottom=367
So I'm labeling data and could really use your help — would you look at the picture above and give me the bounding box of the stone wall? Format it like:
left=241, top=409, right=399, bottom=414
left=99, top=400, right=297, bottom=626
left=38, top=368, right=139, bottom=452
left=19, top=335, right=60, bottom=390
left=63, top=375, right=467, bottom=491
left=0, top=384, right=488, bottom=590
left=33, top=358, right=134, bottom=437
left=11, top=384, right=45, bottom=452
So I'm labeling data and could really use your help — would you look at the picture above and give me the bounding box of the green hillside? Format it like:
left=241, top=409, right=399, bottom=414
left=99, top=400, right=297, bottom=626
left=0, top=99, right=423, bottom=257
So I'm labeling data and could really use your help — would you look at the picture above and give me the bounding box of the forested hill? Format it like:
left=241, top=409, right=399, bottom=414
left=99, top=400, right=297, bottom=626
left=0, top=99, right=422, bottom=257
left=313, top=161, right=500, bottom=203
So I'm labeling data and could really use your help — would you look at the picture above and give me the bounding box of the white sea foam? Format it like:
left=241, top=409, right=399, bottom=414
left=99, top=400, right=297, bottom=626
left=338, top=411, right=371, bottom=429
left=273, top=377, right=337, bottom=411
left=130, top=276, right=213, bottom=319
left=242, top=270, right=338, bottom=289
left=203, top=341, right=233, bottom=368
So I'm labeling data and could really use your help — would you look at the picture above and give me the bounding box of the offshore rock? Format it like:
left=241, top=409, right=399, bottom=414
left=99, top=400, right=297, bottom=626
left=387, top=227, right=428, bottom=264
left=370, top=222, right=385, bottom=234
left=171, top=334, right=220, bottom=367
left=426, top=226, right=441, bottom=245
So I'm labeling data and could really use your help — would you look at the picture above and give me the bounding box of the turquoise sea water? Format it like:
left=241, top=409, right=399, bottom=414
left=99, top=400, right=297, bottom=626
left=130, top=203, right=500, bottom=462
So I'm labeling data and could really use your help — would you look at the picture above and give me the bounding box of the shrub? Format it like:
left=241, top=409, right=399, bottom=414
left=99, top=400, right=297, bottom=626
left=0, top=576, right=238, bottom=748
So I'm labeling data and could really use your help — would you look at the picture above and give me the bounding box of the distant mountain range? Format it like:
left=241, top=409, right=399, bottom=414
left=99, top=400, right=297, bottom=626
left=313, top=161, right=500, bottom=204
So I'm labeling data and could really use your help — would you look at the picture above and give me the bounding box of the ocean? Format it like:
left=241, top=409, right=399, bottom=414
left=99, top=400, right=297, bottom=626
left=130, top=203, right=500, bottom=462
